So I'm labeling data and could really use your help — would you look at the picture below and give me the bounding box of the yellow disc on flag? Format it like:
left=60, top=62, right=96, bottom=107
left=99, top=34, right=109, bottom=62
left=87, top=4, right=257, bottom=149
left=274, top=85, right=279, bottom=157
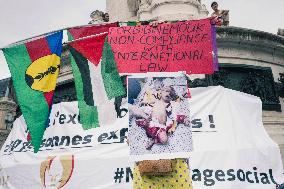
left=25, top=54, right=60, bottom=92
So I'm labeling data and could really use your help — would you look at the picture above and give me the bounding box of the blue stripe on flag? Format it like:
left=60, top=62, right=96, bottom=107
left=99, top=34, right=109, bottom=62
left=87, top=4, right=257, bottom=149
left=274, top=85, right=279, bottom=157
left=46, top=31, right=63, bottom=56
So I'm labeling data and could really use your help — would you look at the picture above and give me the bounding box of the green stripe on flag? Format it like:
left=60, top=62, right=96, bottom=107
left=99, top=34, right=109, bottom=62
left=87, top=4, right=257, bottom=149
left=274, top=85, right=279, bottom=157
left=3, top=44, right=49, bottom=152
left=67, top=30, right=74, bottom=41
left=101, top=37, right=126, bottom=99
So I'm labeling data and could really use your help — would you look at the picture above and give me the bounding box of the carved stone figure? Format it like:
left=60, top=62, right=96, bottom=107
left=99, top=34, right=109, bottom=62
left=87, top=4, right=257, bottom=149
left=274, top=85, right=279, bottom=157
left=276, top=73, right=284, bottom=98
left=88, top=10, right=104, bottom=24
left=279, top=73, right=284, bottom=83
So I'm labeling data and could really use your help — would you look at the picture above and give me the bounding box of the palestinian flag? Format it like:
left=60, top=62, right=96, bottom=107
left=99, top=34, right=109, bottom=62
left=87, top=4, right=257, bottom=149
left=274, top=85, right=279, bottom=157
left=3, top=31, right=63, bottom=152
left=68, top=33, right=125, bottom=130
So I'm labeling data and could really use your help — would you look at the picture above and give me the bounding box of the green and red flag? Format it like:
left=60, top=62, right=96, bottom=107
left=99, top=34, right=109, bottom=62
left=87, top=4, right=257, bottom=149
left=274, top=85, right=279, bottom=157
left=68, top=33, right=125, bottom=130
left=3, top=31, right=63, bottom=152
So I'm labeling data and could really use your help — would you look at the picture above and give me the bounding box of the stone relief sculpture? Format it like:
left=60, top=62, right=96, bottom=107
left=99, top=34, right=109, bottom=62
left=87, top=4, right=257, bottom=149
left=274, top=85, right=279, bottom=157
left=140, top=0, right=152, bottom=9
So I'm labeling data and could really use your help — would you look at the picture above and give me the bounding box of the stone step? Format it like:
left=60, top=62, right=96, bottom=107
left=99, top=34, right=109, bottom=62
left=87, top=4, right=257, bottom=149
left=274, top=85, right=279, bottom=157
left=266, top=135, right=284, bottom=145
left=265, top=129, right=284, bottom=135
left=263, top=124, right=284, bottom=134
left=262, top=116, right=284, bottom=125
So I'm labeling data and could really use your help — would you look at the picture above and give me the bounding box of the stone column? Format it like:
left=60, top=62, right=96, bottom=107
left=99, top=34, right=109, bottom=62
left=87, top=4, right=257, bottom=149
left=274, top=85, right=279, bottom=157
left=138, top=0, right=204, bottom=21
left=106, top=0, right=209, bottom=22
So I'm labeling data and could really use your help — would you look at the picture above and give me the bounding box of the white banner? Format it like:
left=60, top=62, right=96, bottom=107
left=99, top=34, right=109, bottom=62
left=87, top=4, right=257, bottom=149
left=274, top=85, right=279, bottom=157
left=189, top=86, right=284, bottom=189
left=0, top=86, right=283, bottom=189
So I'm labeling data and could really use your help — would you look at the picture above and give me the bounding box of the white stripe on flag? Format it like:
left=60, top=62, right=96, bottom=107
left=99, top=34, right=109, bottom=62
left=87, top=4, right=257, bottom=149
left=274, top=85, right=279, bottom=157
left=87, top=59, right=117, bottom=126
left=88, top=59, right=108, bottom=105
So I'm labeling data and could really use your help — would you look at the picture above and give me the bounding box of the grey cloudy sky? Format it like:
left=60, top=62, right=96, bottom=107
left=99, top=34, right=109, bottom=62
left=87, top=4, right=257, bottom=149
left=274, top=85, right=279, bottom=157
left=0, top=0, right=283, bottom=79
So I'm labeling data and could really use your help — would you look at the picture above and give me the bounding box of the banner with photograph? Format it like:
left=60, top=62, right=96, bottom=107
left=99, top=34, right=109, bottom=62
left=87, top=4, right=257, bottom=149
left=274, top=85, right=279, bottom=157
left=128, top=74, right=192, bottom=161
left=0, top=87, right=283, bottom=189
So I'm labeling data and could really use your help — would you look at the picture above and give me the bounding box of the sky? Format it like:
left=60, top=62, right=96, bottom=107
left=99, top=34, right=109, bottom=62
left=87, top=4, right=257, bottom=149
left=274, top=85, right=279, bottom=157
left=0, top=0, right=283, bottom=80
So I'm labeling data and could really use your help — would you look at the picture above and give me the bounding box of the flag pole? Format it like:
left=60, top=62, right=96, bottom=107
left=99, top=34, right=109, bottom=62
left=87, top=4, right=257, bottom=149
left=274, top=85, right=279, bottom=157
left=0, top=22, right=122, bottom=50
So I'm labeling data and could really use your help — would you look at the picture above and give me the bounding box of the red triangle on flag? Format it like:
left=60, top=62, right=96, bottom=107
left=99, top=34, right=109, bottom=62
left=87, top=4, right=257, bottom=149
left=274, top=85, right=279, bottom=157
left=44, top=91, right=54, bottom=108
left=69, top=33, right=108, bottom=66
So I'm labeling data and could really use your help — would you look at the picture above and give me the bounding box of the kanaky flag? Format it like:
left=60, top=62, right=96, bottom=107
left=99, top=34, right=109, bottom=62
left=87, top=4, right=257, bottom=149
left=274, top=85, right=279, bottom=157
left=3, top=31, right=63, bottom=152
left=68, top=33, right=125, bottom=130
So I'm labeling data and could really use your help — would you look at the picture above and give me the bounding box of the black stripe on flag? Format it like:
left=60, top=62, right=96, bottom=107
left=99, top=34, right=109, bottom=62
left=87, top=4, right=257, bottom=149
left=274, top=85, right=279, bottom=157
left=69, top=46, right=94, bottom=106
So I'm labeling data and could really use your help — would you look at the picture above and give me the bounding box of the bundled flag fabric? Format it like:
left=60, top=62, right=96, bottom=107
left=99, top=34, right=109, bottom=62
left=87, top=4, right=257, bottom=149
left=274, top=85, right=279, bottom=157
left=67, top=23, right=118, bottom=41
left=68, top=33, right=125, bottom=130
left=3, top=31, right=63, bottom=152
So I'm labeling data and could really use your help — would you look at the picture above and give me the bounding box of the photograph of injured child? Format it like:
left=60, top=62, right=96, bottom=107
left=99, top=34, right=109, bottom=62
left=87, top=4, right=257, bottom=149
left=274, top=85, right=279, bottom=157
left=128, top=76, right=193, bottom=159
